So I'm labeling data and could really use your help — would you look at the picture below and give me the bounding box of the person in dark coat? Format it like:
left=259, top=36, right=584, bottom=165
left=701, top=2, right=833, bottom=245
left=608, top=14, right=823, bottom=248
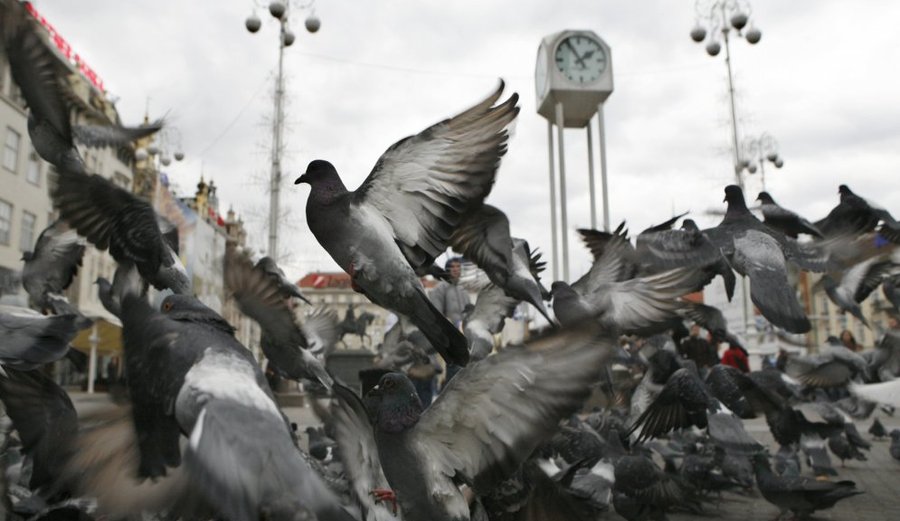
left=679, top=324, right=719, bottom=368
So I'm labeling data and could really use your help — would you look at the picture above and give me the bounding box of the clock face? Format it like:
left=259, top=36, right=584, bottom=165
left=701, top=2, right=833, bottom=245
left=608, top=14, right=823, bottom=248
left=554, top=34, right=607, bottom=84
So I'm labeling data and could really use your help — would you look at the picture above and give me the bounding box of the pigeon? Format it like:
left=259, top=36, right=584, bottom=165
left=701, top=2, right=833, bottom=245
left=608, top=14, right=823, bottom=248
left=751, top=452, right=862, bottom=519
left=613, top=453, right=701, bottom=520
left=552, top=227, right=712, bottom=334
left=680, top=302, right=743, bottom=347
left=295, top=82, right=519, bottom=367
left=20, top=220, right=88, bottom=322
left=702, top=185, right=833, bottom=333
left=817, top=184, right=900, bottom=243
left=224, top=247, right=335, bottom=388
left=0, top=306, right=85, bottom=370
left=800, top=434, right=838, bottom=477
left=827, top=432, right=867, bottom=466
left=462, top=284, right=519, bottom=361
left=705, top=364, right=783, bottom=420
left=850, top=378, right=900, bottom=408
left=786, top=339, right=867, bottom=388
left=868, top=417, right=887, bottom=439
left=51, top=167, right=190, bottom=294
left=0, top=0, right=161, bottom=172
left=331, top=325, right=613, bottom=521
left=818, top=256, right=890, bottom=328
left=756, top=191, right=824, bottom=238
left=450, top=204, right=552, bottom=323
left=117, top=274, right=353, bottom=521
left=773, top=444, right=801, bottom=477
left=890, top=430, right=900, bottom=461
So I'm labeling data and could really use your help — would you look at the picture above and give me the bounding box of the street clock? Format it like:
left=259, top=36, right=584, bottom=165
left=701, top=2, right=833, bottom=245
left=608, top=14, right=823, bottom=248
left=536, top=30, right=613, bottom=128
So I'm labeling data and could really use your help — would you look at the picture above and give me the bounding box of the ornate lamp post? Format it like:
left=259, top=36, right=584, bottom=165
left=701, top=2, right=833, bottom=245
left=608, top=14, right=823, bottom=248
left=690, top=0, right=762, bottom=189
left=740, top=133, right=783, bottom=191
left=245, top=1, right=320, bottom=260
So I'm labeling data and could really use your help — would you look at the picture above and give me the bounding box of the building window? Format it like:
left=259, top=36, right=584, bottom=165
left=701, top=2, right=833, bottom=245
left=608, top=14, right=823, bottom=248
left=19, top=211, right=35, bottom=252
left=3, top=128, right=20, bottom=172
left=0, top=200, right=11, bottom=245
left=25, top=150, right=40, bottom=185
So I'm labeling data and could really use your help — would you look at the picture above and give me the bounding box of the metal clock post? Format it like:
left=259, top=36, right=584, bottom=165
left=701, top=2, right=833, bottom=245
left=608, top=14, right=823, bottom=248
left=536, top=30, right=614, bottom=282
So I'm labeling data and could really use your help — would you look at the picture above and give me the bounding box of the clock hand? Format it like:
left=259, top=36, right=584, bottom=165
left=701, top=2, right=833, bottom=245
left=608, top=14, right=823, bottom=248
left=564, top=40, right=588, bottom=69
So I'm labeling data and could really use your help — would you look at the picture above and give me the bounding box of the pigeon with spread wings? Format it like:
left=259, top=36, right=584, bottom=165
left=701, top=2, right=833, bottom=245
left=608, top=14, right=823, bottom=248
left=295, top=82, right=519, bottom=367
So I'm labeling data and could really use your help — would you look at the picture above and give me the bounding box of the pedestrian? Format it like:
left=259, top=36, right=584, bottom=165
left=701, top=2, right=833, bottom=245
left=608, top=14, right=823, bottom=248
left=721, top=342, right=750, bottom=373
left=429, top=256, right=470, bottom=386
left=678, top=324, right=719, bottom=368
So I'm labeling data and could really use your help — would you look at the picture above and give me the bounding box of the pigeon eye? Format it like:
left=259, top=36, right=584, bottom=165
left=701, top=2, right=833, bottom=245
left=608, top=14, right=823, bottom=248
left=383, top=380, right=395, bottom=390
left=163, top=301, right=173, bottom=312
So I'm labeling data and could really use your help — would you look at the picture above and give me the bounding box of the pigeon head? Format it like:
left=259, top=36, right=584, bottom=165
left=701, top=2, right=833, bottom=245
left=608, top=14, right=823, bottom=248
left=838, top=184, right=853, bottom=196
left=723, top=185, right=745, bottom=204
left=366, top=372, right=423, bottom=434
left=756, top=191, right=775, bottom=204
left=20, top=251, right=34, bottom=262
left=680, top=219, right=700, bottom=232
left=294, top=160, right=346, bottom=190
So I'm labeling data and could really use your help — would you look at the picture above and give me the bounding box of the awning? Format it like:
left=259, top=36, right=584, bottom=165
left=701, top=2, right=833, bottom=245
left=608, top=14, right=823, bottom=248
left=71, top=317, right=123, bottom=356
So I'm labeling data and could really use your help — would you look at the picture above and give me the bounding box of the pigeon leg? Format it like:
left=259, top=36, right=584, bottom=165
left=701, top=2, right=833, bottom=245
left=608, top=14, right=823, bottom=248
left=371, top=488, right=399, bottom=515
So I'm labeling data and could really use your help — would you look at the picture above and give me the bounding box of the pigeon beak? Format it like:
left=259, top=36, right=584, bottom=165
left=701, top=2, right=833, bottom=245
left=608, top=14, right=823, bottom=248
left=367, top=385, right=382, bottom=397
left=294, top=173, right=308, bottom=185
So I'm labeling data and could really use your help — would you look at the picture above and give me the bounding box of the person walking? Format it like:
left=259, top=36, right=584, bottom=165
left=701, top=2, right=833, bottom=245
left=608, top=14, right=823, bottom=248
left=429, top=257, right=471, bottom=387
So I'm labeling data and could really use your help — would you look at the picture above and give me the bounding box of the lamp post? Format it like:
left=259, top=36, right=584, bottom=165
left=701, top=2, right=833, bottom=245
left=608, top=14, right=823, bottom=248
left=740, top=132, right=783, bottom=191
left=245, top=1, right=320, bottom=260
left=690, top=0, right=762, bottom=189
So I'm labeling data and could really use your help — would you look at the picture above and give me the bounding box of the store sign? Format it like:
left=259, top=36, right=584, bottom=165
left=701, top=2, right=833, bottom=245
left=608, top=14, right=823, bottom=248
left=24, top=2, right=106, bottom=92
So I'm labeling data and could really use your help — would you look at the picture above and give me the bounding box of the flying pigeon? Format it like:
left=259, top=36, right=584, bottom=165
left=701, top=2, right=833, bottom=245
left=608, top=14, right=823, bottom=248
left=450, top=204, right=552, bottom=323
left=118, top=280, right=352, bottom=520
left=20, top=220, right=87, bottom=320
left=254, top=256, right=311, bottom=303
left=756, top=191, right=824, bottom=238
left=295, top=82, right=519, bottom=367
left=0, top=0, right=161, bottom=172
left=703, top=185, right=835, bottom=333
left=224, top=247, right=335, bottom=388
left=463, top=284, right=519, bottom=361
left=817, top=255, right=894, bottom=328
left=787, top=340, right=867, bottom=388
left=51, top=167, right=190, bottom=294
left=817, top=184, right=900, bottom=243
left=331, top=325, right=614, bottom=521
left=0, top=305, right=85, bottom=370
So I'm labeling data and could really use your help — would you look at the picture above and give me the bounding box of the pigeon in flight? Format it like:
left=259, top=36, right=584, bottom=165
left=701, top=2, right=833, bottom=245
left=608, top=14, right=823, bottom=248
left=817, top=184, right=900, bottom=243
left=0, top=0, right=162, bottom=172
left=0, top=305, right=86, bottom=370
left=295, top=82, right=519, bottom=367
left=756, top=191, right=824, bottom=238
left=817, top=256, right=889, bottom=328
left=20, top=220, right=88, bottom=321
left=331, top=325, right=614, bottom=521
left=450, top=204, right=552, bottom=323
left=51, top=167, right=190, bottom=294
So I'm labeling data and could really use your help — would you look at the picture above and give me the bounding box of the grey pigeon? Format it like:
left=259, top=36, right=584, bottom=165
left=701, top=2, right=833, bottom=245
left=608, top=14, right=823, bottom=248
left=827, top=432, right=866, bottom=466
left=295, top=82, right=519, bottom=367
left=613, top=453, right=701, bottom=520
left=773, top=444, right=801, bottom=477
left=0, top=305, right=84, bottom=370
left=450, top=204, right=552, bottom=323
left=0, top=1, right=161, bottom=172
left=552, top=227, right=712, bottom=334
left=703, top=185, right=837, bottom=333
left=51, top=168, right=189, bottom=294
left=800, top=434, right=838, bottom=477
left=817, top=184, right=900, bottom=243
left=20, top=220, right=87, bottom=322
left=463, top=284, right=519, bottom=361
left=756, top=191, right=824, bottom=238
left=818, top=256, right=889, bottom=328
left=751, top=453, right=861, bottom=519
left=224, top=247, right=335, bottom=388
left=850, top=378, right=900, bottom=408
left=890, top=429, right=900, bottom=460
left=255, top=256, right=311, bottom=303
left=868, top=417, right=887, bottom=439
left=331, top=325, right=614, bottom=521
left=680, top=302, right=742, bottom=347
left=118, top=280, right=353, bottom=521
left=786, top=340, right=866, bottom=388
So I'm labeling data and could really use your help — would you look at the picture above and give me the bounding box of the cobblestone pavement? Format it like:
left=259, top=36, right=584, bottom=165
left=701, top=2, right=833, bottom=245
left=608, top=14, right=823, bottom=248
left=668, top=415, right=900, bottom=521
left=71, top=393, right=900, bottom=520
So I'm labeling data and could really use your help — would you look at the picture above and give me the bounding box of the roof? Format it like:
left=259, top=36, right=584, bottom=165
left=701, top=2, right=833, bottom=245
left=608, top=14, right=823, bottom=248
left=297, top=272, right=438, bottom=289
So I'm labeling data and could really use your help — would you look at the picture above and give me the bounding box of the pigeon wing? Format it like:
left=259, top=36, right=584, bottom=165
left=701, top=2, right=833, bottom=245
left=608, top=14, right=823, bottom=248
left=72, top=119, right=164, bottom=148
left=449, top=204, right=515, bottom=285
left=22, top=220, right=86, bottom=301
left=352, top=82, right=519, bottom=272
left=410, top=326, right=613, bottom=492
left=850, top=380, right=900, bottom=409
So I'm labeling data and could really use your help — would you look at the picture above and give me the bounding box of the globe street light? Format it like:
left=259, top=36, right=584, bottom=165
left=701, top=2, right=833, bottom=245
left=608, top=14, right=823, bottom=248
left=691, top=0, right=763, bottom=189
left=741, top=132, right=782, bottom=191
left=245, top=0, right=320, bottom=260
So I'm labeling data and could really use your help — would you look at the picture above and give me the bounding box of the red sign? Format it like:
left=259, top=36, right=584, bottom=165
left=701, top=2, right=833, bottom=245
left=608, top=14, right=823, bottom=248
left=24, top=2, right=106, bottom=92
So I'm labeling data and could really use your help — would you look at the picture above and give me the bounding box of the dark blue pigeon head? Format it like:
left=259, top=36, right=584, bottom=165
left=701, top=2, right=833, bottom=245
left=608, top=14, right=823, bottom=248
left=366, top=372, right=423, bottom=434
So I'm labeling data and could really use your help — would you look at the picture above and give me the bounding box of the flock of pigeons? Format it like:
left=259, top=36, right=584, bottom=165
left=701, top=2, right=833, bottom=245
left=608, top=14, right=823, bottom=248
left=3, top=1, right=900, bottom=520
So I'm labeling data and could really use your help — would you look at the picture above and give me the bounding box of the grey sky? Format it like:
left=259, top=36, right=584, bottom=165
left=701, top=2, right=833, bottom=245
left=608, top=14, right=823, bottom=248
left=32, top=0, right=900, bottom=282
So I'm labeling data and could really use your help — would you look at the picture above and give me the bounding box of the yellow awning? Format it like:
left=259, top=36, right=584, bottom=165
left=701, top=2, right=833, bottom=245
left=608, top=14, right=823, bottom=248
left=71, top=318, right=123, bottom=355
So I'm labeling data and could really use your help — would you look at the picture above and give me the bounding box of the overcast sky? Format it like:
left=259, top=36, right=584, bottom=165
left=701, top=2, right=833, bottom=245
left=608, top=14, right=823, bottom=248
left=32, top=0, right=900, bottom=283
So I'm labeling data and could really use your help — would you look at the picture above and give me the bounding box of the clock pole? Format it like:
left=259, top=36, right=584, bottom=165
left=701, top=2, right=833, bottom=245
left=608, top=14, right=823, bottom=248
left=554, top=102, right=570, bottom=282
left=547, top=121, right=559, bottom=281
left=597, top=104, right=610, bottom=232
left=586, top=121, right=596, bottom=230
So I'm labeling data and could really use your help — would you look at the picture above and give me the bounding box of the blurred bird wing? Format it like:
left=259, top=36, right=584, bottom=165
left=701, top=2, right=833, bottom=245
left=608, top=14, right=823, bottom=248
left=571, top=236, right=638, bottom=296
left=0, top=1, right=72, bottom=142
left=850, top=379, right=900, bottom=408
left=636, top=227, right=721, bottom=271
left=224, top=247, right=307, bottom=349
left=331, top=384, right=402, bottom=521
left=457, top=260, right=493, bottom=293
left=353, top=82, right=519, bottom=271
left=469, top=284, right=519, bottom=336
left=73, top=118, right=164, bottom=148
left=449, top=204, right=515, bottom=282
left=25, top=219, right=86, bottom=295
left=412, top=326, right=614, bottom=492
left=599, top=268, right=698, bottom=332
left=299, top=307, right=339, bottom=356
left=785, top=355, right=854, bottom=388
left=627, top=369, right=705, bottom=441
left=852, top=257, right=898, bottom=302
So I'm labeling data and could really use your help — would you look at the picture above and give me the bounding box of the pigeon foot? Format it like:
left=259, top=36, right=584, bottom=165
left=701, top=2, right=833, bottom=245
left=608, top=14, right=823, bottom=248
left=371, top=488, right=399, bottom=515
